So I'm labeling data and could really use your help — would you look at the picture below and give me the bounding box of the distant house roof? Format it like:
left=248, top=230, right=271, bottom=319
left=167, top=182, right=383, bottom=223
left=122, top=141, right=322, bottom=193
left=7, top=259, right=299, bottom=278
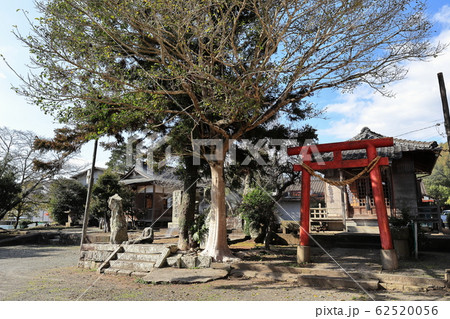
left=285, top=178, right=325, bottom=194
left=70, top=167, right=106, bottom=179
left=120, top=165, right=182, bottom=187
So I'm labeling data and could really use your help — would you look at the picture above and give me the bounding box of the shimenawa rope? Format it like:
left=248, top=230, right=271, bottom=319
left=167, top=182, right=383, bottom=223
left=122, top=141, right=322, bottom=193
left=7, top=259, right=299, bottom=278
left=299, top=156, right=381, bottom=187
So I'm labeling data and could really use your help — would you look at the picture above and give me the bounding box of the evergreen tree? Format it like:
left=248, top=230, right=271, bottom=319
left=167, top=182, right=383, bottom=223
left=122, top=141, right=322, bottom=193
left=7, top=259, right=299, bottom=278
left=0, top=159, right=21, bottom=219
left=48, top=178, right=87, bottom=225
left=424, top=143, right=450, bottom=205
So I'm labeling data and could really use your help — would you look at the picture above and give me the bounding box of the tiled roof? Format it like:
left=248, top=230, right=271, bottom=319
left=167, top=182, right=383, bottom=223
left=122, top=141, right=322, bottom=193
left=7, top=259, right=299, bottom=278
left=323, top=127, right=440, bottom=161
left=285, top=178, right=326, bottom=194
left=70, top=166, right=106, bottom=179
left=120, top=165, right=182, bottom=187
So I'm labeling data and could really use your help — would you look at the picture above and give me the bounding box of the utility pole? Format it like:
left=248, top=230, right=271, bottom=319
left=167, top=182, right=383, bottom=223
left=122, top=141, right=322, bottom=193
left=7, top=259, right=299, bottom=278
left=80, top=139, right=98, bottom=249
left=437, top=72, right=450, bottom=149
left=339, top=170, right=347, bottom=232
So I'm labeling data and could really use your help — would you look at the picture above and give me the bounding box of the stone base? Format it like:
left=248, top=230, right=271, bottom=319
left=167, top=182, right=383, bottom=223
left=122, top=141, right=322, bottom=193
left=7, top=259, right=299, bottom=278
left=297, top=245, right=310, bottom=263
left=393, top=239, right=410, bottom=259
left=142, top=268, right=229, bottom=284
left=167, top=222, right=179, bottom=229
left=381, top=249, right=398, bottom=270
left=445, top=269, right=450, bottom=286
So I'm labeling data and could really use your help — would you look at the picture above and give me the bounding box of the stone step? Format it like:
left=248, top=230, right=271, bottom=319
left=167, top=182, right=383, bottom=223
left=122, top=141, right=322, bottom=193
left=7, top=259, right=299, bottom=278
left=81, top=250, right=114, bottom=262
left=232, top=263, right=362, bottom=278
left=117, top=252, right=160, bottom=263
left=109, top=260, right=155, bottom=272
left=346, top=226, right=380, bottom=234
left=378, top=282, right=427, bottom=292
left=81, top=243, right=177, bottom=253
left=373, top=273, right=446, bottom=288
left=86, top=235, right=110, bottom=243
left=81, top=244, right=120, bottom=252
left=104, top=269, right=149, bottom=277
left=231, top=263, right=376, bottom=284
left=346, top=220, right=380, bottom=234
left=122, top=244, right=177, bottom=254
left=231, top=263, right=447, bottom=292
left=297, top=275, right=379, bottom=290
left=293, top=267, right=363, bottom=278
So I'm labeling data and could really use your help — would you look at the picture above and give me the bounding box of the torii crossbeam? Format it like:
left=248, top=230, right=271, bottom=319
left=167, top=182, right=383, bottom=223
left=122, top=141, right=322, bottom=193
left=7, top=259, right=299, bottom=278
left=288, top=137, right=398, bottom=270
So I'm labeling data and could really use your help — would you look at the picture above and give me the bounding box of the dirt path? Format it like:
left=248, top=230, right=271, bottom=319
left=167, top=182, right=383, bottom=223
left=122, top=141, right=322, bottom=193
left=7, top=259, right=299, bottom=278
left=0, top=245, right=448, bottom=301
left=0, top=245, right=80, bottom=299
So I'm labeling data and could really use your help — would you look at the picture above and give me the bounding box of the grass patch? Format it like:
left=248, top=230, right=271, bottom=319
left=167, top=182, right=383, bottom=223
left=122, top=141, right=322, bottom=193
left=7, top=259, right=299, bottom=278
left=352, top=295, right=369, bottom=301
left=134, top=278, right=147, bottom=284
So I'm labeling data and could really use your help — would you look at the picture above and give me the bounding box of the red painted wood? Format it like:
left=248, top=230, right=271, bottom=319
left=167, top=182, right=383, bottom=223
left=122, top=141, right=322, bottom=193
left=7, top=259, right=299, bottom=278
left=287, top=137, right=393, bottom=155
left=289, top=137, right=395, bottom=251
left=293, top=157, right=389, bottom=171
left=367, top=145, right=394, bottom=250
left=300, top=171, right=311, bottom=246
left=334, top=151, right=342, bottom=162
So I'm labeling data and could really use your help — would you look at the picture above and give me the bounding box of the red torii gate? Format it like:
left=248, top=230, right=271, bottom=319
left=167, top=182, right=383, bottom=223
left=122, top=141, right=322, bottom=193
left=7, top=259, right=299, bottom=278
left=287, top=137, right=399, bottom=270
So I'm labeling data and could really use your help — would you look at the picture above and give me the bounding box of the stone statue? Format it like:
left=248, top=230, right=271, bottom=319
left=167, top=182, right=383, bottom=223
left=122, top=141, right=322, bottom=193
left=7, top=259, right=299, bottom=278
left=140, top=227, right=154, bottom=243
left=124, top=227, right=154, bottom=245
left=108, top=194, right=128, bottom=244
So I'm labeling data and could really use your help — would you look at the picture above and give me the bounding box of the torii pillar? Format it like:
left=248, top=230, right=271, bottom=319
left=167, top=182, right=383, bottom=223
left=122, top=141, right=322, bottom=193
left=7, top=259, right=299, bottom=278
left=288, top=138, right=398, bottom=270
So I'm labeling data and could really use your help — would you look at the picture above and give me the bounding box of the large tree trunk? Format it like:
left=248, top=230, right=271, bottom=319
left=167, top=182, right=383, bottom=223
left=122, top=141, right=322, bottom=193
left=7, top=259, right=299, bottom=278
left=201, top=161, right=235, bottom=261
left=264, top=211, right=274, bottom=250
left=243, top=169, right=252, bottom=196
left=14, top=216, right=20, bottom=229
left=13, top=205, right=23, bottom=229
left=178, top=157, right=197, bottom=250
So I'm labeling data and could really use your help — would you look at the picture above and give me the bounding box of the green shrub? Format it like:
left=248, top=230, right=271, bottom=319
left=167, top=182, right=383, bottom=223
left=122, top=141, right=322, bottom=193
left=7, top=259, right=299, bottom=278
left=190, top=211, right=209, bottom=244
left=238, top=188, right=274, bottom=237
left=19, top=219, right=32, bottom=229
left=389, top=209, right=410, bottom=228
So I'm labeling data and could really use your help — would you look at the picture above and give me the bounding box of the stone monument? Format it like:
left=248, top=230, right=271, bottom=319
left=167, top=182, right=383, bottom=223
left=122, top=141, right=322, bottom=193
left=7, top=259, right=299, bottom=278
left=168, top=190, right=182, bottom=229
left=64, top=210, right=77, bottom=227
left=108, top=194, right=128, bottom=244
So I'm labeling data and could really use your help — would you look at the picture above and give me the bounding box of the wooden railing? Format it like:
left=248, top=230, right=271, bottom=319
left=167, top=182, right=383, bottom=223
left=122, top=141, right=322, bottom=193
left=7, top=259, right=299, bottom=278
left=280, top=206, right=344, bottom=233
left=310, top=204, right=341, bottom=220
left=416, top=206, right=442, bottom=232
left=310, top=207, right=328, bottom=219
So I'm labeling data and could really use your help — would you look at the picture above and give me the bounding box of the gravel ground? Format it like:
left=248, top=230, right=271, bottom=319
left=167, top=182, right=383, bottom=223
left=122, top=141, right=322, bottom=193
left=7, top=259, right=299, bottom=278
left=0, top=245, right=449, bottom=301
left=0, top=245, right=80, bottom=299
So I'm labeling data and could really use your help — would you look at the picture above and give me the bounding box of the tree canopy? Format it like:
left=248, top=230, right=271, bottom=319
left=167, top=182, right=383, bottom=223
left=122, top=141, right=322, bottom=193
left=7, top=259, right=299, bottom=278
left=0, top=126, right=70, bottom=221
left=48, top=178, right=87, bottom=224
left=0, top=159, right=21, bottom=218
left=424, top=143, right=450, bottom=205
left=12, top=0, right=445, bottom=260
left=14, top=0, right=443, bottom=140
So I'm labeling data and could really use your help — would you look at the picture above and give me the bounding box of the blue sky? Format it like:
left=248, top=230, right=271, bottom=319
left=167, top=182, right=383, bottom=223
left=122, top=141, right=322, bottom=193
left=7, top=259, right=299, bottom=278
left=1, top=1, right=450, bottom=167
left=301, top=1, right=450, bottom=144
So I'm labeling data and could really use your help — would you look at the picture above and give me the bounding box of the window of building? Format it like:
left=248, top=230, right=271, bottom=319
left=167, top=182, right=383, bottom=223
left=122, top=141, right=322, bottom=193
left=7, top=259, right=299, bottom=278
left=355, top=171, right=391, bottom=208
left=145, top=194, right=153, bottom=209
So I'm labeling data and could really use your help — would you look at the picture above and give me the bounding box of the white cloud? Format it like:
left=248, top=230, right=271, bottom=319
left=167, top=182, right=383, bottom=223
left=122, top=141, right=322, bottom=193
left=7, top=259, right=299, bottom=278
left=434, top=5, right=450, bottom=26
left=317, top=25, right=450, bottom=143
